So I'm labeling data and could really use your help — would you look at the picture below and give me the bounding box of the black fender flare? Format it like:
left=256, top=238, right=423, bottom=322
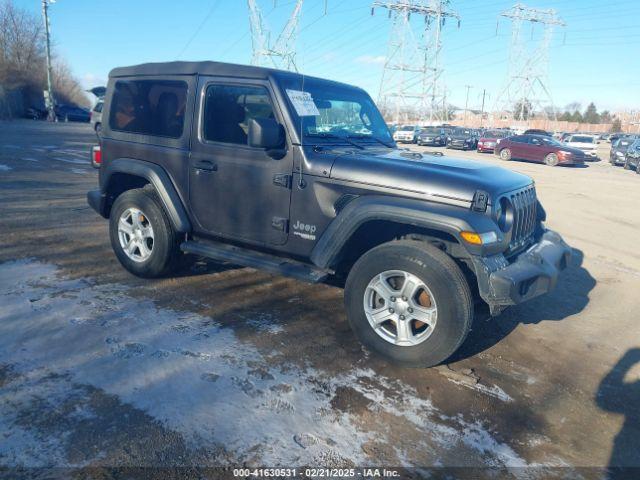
left=310, top=195, right=498, bottom=269
left=101, top=158, right=191, bottom=233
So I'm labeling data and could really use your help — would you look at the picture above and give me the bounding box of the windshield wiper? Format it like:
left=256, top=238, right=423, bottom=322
left=346, top=134, right=395, bottom=149
left=306, top=133, right=364, bottom=150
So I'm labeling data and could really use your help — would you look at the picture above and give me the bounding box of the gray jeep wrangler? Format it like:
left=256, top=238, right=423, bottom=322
left=88, top=61, right=571, bottom=367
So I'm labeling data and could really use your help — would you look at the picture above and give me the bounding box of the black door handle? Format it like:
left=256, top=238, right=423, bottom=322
left=194, top=160, right=217, bottom=172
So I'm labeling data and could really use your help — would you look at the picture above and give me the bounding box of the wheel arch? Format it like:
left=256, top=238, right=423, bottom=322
left=101, top=158, right=191, bottom=233
left=310, top=195, right=494, bottom=274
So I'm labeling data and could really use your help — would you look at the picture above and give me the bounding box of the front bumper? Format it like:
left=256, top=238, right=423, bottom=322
left=477, top=143, right=496, bottom=152
left=472, top=230, right=571, bottom=315
left=448, top=142, right=472, bottom=150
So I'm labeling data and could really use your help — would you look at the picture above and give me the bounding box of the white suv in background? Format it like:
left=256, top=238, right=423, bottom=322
left=393, top=125, right=421, bottom=143
left=90, top=101, right=103, bottom=135
left=563, top=134, right=599, bottom=159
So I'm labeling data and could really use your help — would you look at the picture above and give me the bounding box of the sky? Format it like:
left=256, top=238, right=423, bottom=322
left=16, top=0, right=640, bottom=112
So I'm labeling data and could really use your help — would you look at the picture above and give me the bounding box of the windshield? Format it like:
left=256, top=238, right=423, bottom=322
left=541, top=136, right=562, bottom=146
left=618, top=140, right=632, bottom=147
left=399, top=125, right=415, bottom=131
left=570, top=136, right=594, bottom=143
left=278, top=75, right=392, bottom=142
left=452, top=128, right=472, bottom=136
left=421, top=127, right=440, bottom=134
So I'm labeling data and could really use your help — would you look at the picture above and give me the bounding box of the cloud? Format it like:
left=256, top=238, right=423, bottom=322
left=355, top=55, right=386, bottom=65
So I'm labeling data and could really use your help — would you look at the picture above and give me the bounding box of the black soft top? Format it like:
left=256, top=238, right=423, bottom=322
left=108, top=60, right=361, bottom=91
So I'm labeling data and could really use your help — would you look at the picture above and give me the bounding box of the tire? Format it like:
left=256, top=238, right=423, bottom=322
left=499, top=148, right=511, bottom=161
left=109, top=187, right=181, bottom=278
left=636, top=162, right=640, bottom=174
left=544, top=153, right=559, bottom=166
left=623, top=159, right=631, bottom=170
left=64, top=115, right=69, bottom=123
left=344, top=240, right=473, bottom=367
left=95, top=123, right=102, bottom=135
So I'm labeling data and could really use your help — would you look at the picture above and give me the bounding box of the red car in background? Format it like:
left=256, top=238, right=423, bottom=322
left=477, top=130, right=509, bottom=153
left=495, top=134, right=585, bottom=166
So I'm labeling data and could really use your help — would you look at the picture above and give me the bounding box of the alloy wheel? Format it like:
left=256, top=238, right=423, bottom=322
left=117, top=208, right=155, bottom=262
left=363, top=270, right=437, bottom=347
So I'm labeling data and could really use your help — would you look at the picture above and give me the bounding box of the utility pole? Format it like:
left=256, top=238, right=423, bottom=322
left=41, top=0, right=56, bottom=122
left=463, top=84, right=472, bottom=125
left=479, top=88, right=487, bottom=127
left=247, top=0, right=304, bottom=71
left=372, top=0, right=460, bottom=124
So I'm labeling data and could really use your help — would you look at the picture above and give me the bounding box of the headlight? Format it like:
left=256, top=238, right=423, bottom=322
left=435, top=136, right=440, bottom=140
left=616, top=151, right=624, bottom=157
left=558, top=150, right=573, bottom=156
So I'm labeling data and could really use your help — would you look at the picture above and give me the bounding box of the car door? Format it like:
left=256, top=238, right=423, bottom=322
left=507, top=135, right=528, bottom=159
left=527, top=136, right=547, bottom=162
left=189, top=78, right=293, bottom=246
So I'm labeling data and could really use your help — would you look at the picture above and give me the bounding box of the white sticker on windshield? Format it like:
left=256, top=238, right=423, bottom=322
left=286, top=89, right=320, bottom=117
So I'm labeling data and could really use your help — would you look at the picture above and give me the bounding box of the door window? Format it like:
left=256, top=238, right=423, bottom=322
left=203, top=84, right=275, bottom=145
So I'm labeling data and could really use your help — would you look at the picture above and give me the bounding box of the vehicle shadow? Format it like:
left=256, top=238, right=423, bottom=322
left=595, top=348, right=640, bottom=479
left=449, top=248, right=595, bottom=362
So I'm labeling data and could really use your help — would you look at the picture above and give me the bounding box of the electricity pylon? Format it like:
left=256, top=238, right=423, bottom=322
left=247, top=0, right=304, bottom=72
left=492, top=3, right=565, bottom=125
left=372, top=0, right=459, bottom=124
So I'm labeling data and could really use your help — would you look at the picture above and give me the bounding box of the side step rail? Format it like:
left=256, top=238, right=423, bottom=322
left=180, top=240, right=331, bottom=284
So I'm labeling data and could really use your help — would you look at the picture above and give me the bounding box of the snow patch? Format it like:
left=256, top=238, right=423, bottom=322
left=0, top=260, right=552, bottom=468
left=0, top=164, right=12, bottom=171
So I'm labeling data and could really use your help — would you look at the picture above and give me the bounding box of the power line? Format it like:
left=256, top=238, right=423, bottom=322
left=176, top=0, right=222, bottom=59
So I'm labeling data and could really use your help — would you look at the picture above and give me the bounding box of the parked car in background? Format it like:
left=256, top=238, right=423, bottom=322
left=496, top=134, right=585, bottom=166
left=477, top=130, right=509, bottom=153
left=446, top=127, right=477, bottom=150
left=524, top=129, right=553, bottom=137
left=55, top=104, right=90, bottom=123
left=25, top=107, right=47, bottom=120
left=416, top=126, right=447, bottom=146
left=623, top=138, right=640, bottom=173
left=609, top=133, right=627, bottom=144
left=393, top=125, right=421, bottom=143
left=90, top=101, right=104, bottom=134
left=563, top=134, right=599, bottom=160
left=609, top=136, right=637, bottom=166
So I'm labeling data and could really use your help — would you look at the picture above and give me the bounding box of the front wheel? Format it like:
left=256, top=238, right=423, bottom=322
left=109, top=187, right=181, bottom=278
left=499, top=148, right=511, bottom=161
left=344, top=240, right=473, bottom=367
left=623, top=159, right=631, bottom=170
left=544, top=153, right=559, bottom=166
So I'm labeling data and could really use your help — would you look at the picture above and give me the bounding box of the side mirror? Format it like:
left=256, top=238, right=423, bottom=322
left=248, top=117, right=285, bottom=151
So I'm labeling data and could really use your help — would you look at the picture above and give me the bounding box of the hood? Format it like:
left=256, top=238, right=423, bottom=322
left=450, top=133, right=473, bottom=140
left=329, top=148, right=532, bottom=205
left=564, top=141, right=597, bottom=150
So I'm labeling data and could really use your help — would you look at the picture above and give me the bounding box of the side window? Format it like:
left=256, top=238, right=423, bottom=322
left=510, top=135, right=525, bottom=143
left=94, top=102, right=103, bottom=113
left=530, top=137, right=542, bottom=145
left=109, top=80, right=187, bottom=138
left=203, top=84, right=274, bottom=145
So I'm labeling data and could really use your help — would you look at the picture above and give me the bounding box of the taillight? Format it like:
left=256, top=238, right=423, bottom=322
left=91, top=145, right=101, bottom=168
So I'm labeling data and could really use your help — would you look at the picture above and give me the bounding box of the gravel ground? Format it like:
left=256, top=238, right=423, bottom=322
left=0, top=120, right=639, bottom=478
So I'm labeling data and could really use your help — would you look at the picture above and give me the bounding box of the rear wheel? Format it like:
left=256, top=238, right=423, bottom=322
left=544, top=153, right=559, bottom=166
left=109, top=188, right=181, bottom=278
left=499, top=148, right=511, bottom=161
left=344, top=240, right=473, bottom=367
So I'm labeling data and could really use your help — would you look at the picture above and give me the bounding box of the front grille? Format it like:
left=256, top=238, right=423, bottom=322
left=508, top=185, right=537, bottom=252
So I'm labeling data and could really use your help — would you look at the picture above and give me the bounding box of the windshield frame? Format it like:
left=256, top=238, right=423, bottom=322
left=275, top=73, right=393, bottom=145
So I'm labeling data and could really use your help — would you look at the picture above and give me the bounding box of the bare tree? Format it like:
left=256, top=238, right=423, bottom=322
left=0, top=0, right=89, bottom=116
